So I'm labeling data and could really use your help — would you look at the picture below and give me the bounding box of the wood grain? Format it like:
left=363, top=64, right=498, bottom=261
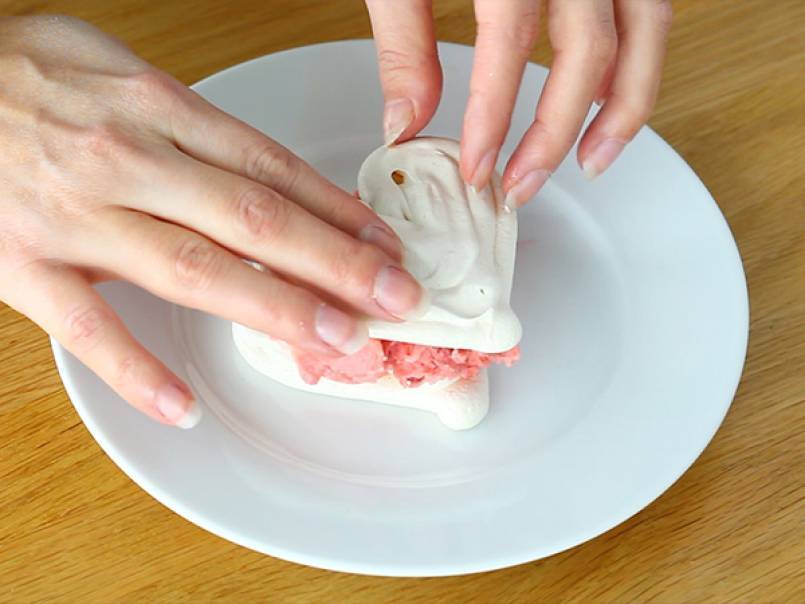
left=1, top=1, right=804, bottom=601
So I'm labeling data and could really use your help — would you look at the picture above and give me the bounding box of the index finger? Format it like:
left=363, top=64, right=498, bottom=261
left=164, top=84, right=403, bottom=261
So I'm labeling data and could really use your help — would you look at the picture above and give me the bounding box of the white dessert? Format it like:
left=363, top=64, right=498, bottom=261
left=232, top=137, right=520, bottom=430
left=359, top=137, right=521, bottom=353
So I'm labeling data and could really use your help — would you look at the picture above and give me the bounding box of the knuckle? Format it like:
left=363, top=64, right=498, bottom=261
left=377, top=46, right=441, bottom=91
left=114, top=356, right=141, bottom=389
left=253, top=290, right=286, bottom=331
left=629, top=107, right=653, bottom=130
left=75, top=124, right=138, bottom=163
left=524, top=119, right=566, bottom=169
left=234, top=187, right=290, bottom=241
left=173, top=237, right=221, bottom=292
left=654, top=1, right=674, bottom=35
left=327, top=239, right=379, bottom=292
left=126, top=69, right=183, bottom=103
left=513, top=15, right=541, bottom=54
left=64, top=305, right=111, bottom=353
left=613, top=95, right=653, bottom=134
left=0, top=256, right=40, bottom=303
left=327, top=241, right=361, bottom=286
left=477, top=17, right=539, bottom=57
left=318, top=195, right=355, bottom=228
left=376, top=46, right=439, bottom=83
left=244, top=141, right=298, bottom=189
left=2, top=52, right=44, bottom=80
left=376, top=47, right=414, bottom=75
left=0, top=222, right=45, bottom=266
left=634, top=103, right=654, bottom=126
left=587, top=28, right=617, bottom=65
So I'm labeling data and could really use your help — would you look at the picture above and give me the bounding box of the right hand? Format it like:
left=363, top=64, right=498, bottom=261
left=367, top=0, right=671, bottom=206
left=0, top=16, right=425, bottom=428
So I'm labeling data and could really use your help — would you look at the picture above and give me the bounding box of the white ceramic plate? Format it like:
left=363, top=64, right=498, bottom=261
left=52, top=41, right=748, bottom=576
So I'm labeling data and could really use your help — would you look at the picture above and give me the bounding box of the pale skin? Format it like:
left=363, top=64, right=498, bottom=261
left=0, top=16, right=420, bottom=428
left=366, top=0, right=672, bottom=206
left=1, top=3, right=670, bottom=428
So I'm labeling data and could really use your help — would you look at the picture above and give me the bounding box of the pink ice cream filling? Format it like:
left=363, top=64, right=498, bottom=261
left=293, top=339, right=520, bottom=388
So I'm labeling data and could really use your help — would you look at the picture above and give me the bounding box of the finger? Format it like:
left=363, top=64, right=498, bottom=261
left=4, top=262, right=200, bottom=428
left=124, top=151, right=426, bottom=322
left=461, top=0, right=542, bottom=188
left=595, top=54, right=618, bottom=105
left=67, top=210, right=372, bottom=357
left=365, top=0, right=442, bottom=145
left=166, top=93, right=403, bottom=261
left=578, top=0, right=672, bottom=178
left=503, top=0, right=617, bottom=208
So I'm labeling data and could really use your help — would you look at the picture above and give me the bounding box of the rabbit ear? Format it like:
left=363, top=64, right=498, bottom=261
left=358, top=137, right=521, bottom=354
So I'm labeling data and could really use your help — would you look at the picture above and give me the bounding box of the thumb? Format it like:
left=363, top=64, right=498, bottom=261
left=366, top=0, right=443, bottom=145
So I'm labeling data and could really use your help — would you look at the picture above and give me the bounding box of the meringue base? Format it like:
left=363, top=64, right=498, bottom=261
left=232, top=323, right=489, bottom=430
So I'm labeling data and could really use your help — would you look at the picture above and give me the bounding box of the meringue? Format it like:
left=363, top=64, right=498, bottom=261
left=358, top=137, right=521, bottom=353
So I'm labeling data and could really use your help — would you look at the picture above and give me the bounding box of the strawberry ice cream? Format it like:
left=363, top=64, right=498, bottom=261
left=293, top=340, right=520, bottom=387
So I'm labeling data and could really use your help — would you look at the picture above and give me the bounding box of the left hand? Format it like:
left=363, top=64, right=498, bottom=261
left=365, top=0, right=672, bottom=208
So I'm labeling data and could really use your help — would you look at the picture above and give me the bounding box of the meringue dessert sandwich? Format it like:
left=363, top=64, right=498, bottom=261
left=233, top=137, right=522, bottom=430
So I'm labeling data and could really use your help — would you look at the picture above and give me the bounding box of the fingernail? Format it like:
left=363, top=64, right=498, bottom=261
left=503, top=169, right=551, bottom=210
left=175, top=402, right=202, bottom=429
left=360, top=224, right=404, bottom=260
left=155, top=383, right=200, bottom=429
left=373, top=266, right=429, bottom=319
left=315, top=303, right=369, bottom=355
left=470, top=149, right=498, bottom=190
left=383, top=98, right=414, bottom=146
left=582, top=138, right=625, bottom=180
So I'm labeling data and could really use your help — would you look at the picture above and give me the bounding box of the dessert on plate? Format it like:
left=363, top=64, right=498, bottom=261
left=233, top=137, right=521, bottom=429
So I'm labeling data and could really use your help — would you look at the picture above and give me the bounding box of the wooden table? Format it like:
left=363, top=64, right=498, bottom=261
left=2, top=1, right=803, bottom=601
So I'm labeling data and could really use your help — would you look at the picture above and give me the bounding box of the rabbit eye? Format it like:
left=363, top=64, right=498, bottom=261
left=391, top=170, right=406, bottom=185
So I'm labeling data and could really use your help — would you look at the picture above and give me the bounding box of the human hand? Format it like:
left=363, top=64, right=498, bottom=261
left=365, top=0, right=672, bottom=207
left=0, top=16, right=425, bottom=428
